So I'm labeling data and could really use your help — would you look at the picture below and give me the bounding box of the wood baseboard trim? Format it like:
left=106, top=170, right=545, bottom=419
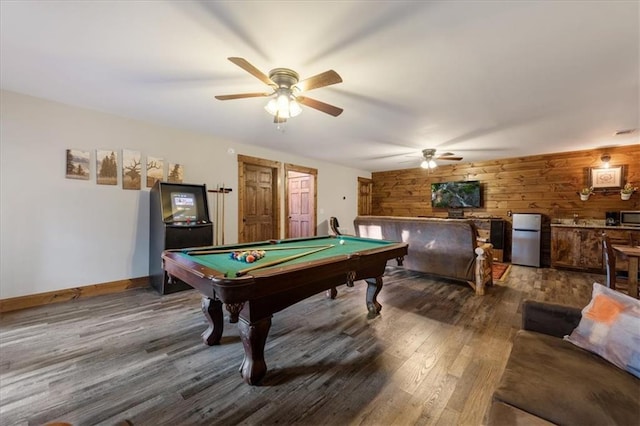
left=0, top=276, right=150, bottom=313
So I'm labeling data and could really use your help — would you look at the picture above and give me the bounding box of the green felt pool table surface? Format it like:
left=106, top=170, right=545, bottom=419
left=177, top=235, right=396, bottom=277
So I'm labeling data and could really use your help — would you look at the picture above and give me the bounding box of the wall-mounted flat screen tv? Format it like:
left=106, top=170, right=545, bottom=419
left=431, top=180, right=481, bottom=208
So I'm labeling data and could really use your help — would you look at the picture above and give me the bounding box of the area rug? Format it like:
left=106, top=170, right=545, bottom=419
left=492, top=262, right=512, bottom=282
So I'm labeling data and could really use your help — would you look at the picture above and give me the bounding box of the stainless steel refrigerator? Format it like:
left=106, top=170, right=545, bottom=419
left=512, top=213, right=542, bottom=267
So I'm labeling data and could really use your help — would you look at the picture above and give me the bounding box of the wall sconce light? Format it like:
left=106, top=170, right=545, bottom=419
left=601, top=154, right=611, bottom=168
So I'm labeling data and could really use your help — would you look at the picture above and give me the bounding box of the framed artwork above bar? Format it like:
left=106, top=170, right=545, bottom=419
left=589, top=165, right=624, bottom=190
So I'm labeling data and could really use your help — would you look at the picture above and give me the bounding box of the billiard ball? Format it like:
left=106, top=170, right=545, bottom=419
left=339, top=240, right=345, bottom=245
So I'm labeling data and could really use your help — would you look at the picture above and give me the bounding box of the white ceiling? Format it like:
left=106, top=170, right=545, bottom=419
left=1, top=1, right=638, bottom=172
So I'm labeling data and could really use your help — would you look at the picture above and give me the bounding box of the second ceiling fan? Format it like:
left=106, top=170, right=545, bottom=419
left=420, top=149, right=463, bottom=169
left=215, top=57, right=343, bottom=123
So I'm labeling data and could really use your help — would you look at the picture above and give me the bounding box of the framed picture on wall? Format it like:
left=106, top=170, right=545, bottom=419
left=65, top=149, right=90, bottom=180
left=168, top=163, right=184, bottom=183
left=146, top=156, right=164, bottom=188
left=96, top=150, right=118, bottom=185
left=589, top=166, right=623, bottom=190
left=122, top=149, right=142, bottom=190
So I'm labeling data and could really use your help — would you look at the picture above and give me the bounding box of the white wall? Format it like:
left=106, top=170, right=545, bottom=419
left=0, top=90, right=369, bottom=299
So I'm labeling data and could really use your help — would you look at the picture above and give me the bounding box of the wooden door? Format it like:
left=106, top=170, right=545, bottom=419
left=288, top=173, right=313, bottom=238
left=285, top=164, right=317, bottom=239
left=358, top=177, right=373, bottom=215
left=238, top=155, right=280, bottom=243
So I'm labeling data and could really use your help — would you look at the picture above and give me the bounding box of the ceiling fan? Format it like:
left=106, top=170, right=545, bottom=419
left=215, top=57, right=343, bottom=123
left=420, top=149, right=463, bottom=169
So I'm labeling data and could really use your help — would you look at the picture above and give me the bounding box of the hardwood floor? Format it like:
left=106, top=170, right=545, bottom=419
left=0, top=266, right=601, bottom=426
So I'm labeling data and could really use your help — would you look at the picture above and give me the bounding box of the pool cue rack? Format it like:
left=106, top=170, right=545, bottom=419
left=208, top=185, right=232, bottom=245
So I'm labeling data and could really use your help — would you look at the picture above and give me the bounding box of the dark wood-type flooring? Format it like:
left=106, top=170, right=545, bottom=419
left=0, top=266, right=602, bottom=426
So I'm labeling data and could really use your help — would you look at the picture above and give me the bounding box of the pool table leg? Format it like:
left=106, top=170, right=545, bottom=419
left=325, top=287, right=338, bottom=299
left=238, top=316, right=272, bottom=385
left=365, top=276, right=383, bottom=319
left=201, top=297, right=223, bottom=346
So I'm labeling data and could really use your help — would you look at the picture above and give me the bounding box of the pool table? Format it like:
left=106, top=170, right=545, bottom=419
left=162, top=235, right=407, bottom=385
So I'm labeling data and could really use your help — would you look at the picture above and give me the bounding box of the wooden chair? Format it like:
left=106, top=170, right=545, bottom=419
left=602, top=235, right=640, bottom=297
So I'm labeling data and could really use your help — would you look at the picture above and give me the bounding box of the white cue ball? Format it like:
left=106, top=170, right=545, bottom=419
left=339, top=240, right=345, bottom=245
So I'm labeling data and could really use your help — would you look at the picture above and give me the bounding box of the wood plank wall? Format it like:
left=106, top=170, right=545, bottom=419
left=371, top=145, right=640, bottom=266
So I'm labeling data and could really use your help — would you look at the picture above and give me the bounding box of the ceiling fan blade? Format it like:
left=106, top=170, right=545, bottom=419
left=294, top=70, right=342, bottom=92
left=438, top=152, right=455, bottom=157
left=296, top=96, right=343, bottom=117
left=436, top=156, right=463, bottom=161
left=215, top=92, right=272, bottom=100
left=227, top=57, right=276, bottom=87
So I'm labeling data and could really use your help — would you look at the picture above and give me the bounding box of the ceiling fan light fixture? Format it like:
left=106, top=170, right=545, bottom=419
left=420, top=159, right=438, bottom=169
left=289, top=97, right=302, bottom=117
left=264, top=89, right=302, bottom=119
left=276, top=92, right=290, bottom=116
left=265, top=98, right=278, bottom=115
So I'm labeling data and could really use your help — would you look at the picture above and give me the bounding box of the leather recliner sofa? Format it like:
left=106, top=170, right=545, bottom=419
left=354, top=215, right=493, bottom=295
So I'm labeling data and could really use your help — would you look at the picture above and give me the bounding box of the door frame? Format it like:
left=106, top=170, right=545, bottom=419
left=237, top=154, right=281, bottom=243
left=284, top=163, right=318, bottom=238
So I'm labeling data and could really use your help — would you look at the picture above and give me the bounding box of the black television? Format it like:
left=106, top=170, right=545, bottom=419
left=155, top=182, right=210, bottom=223
left=431, top=180, right=481, bottom=208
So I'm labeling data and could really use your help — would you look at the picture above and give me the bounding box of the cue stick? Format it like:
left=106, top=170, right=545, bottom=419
left=235, top=244, right=335, bottom=277
left=187, top=244, right=334, bottom=255
left=221, top=183, right=225, bottom=245
left=214, top=185, right=219, bottom=245
left=218, top=187, right=222, bottom=245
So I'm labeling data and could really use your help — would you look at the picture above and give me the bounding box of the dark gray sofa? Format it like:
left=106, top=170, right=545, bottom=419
left=488, top=300, right=640, bottom=425
left=354, top=215, right=493, bottom=295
